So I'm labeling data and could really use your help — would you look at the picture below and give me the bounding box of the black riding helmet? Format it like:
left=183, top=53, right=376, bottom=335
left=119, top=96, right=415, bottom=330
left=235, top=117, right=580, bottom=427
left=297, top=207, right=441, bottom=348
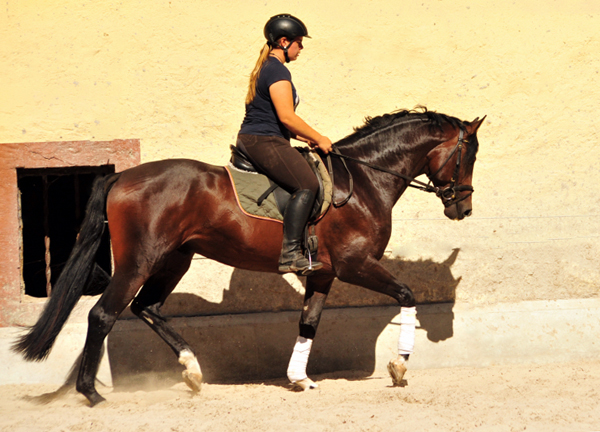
left=263, top=14, right=310, bottom=63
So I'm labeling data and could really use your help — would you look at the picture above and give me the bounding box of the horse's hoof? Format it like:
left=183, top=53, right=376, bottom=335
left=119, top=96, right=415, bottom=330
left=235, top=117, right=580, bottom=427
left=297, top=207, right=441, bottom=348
left=86, top=392, right=107, bottom=407
left=182, top=370, right=203, bottom=393
left=293, top=378, right=318, bottom=391
left=387, top=358, right=407, bottom=386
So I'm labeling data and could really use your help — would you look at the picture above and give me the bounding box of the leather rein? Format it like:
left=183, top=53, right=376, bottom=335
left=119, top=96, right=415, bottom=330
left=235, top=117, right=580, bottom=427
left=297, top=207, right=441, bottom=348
left=326, top=128, right=473, bottom=208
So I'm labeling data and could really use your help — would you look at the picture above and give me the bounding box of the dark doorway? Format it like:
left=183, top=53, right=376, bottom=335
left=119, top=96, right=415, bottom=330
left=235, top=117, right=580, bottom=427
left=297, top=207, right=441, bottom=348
left=18, top=165, right=114, bottom=298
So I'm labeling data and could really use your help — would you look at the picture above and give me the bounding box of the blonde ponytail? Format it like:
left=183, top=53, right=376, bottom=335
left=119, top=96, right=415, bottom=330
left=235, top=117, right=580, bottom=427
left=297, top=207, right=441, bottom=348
left=245, top=43, right=272, bottom=105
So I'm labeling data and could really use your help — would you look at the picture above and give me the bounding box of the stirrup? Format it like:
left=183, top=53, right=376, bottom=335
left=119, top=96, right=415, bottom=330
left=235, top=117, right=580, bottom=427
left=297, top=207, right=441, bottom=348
left=279, top=254, right=323, bottom=275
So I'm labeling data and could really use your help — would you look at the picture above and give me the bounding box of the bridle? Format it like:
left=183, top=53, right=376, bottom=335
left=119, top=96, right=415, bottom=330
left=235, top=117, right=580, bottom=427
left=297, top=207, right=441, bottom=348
left=327, top=128, right=473, bottom=208
left=427, top=128, right=474, bottom=208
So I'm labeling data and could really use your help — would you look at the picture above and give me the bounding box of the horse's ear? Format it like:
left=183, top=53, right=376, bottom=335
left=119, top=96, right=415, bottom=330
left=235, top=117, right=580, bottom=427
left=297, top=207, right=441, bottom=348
left=442, top=248, right=460, bottom=266
left=465, top=115, right=486, bottom=135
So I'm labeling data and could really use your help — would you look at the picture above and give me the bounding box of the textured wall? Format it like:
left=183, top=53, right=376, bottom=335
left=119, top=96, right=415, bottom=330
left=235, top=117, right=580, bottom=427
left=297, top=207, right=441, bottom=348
left=0, top=140, right=140, bottom=326
left=1, top=0, right=599, bottom=319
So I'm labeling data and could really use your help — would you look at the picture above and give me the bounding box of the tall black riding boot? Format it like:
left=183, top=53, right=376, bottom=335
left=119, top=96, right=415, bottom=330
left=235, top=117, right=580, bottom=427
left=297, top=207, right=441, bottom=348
left=278, top=189, right=323, bottom=275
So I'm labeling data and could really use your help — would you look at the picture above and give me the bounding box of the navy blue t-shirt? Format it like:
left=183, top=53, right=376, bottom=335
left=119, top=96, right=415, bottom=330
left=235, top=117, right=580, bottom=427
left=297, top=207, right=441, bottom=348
left=239, top=57, right=298, bottom=140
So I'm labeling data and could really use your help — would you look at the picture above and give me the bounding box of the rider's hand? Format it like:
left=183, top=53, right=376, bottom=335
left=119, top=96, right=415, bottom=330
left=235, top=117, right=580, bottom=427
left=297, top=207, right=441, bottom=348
left=314, top=136, right=332, bottom=154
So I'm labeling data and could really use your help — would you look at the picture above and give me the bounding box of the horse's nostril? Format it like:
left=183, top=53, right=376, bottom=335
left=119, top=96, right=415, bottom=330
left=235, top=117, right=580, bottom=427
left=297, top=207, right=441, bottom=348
left=464, top=209, right=472, bottom=217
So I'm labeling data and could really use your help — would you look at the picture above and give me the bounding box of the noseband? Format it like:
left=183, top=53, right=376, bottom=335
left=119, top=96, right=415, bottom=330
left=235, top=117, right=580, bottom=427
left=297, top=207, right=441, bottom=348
left=327, top=128, right=473, bottom=208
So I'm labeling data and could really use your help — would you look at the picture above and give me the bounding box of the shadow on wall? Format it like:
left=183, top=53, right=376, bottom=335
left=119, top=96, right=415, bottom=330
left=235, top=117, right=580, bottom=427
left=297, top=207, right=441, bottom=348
left=106, top=249, right=461, bottom=388
left=384, top=248, right=461, bottom=343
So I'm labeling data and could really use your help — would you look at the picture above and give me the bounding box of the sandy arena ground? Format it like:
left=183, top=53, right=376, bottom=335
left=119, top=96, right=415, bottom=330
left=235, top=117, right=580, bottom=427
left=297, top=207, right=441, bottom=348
left=1, top=360, right=599, bottom=432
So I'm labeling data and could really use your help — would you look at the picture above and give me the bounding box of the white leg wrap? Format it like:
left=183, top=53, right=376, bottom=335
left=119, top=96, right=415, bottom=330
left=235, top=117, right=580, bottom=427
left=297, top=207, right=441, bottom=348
left=287, top=336, right=313, bottom=383
left=178, top=349, right=202, bottom=375
left=398, top=306, right=417, bottom=356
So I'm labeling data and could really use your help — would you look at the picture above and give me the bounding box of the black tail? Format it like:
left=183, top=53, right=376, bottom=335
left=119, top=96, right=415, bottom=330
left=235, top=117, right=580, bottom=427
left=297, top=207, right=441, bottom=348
left=12, top=173, right=120, bottom=361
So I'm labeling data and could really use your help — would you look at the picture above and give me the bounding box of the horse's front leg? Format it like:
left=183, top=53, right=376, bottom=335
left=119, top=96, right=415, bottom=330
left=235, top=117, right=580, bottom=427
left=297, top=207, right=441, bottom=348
left=336, top=255, right=416, bottom=386
left=287, top=273, right=334, bottom=390
left=386, top=306, right=416, bottom=386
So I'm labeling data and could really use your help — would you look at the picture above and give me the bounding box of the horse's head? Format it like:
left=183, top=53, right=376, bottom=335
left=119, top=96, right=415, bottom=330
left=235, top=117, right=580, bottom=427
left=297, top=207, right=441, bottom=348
left=424, top=116, right=485, bottom=220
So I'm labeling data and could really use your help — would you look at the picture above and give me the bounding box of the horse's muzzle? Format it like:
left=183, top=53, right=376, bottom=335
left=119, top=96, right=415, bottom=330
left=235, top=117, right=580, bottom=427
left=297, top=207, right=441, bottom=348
left=444, top=201, right=473, bottom=220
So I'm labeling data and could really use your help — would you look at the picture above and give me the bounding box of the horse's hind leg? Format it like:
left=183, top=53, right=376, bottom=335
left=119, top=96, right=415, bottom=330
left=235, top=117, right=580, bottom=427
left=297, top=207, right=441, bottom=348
left=77, top=270, right=147, bottom=406
left=129, top=251, right=202, bottom=392
left=132, top=303, right=203, bottom=393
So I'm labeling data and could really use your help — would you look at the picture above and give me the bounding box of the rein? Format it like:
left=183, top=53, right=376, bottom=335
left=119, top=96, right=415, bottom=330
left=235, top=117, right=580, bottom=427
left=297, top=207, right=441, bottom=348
left=326, top=128, right=473, bottom=208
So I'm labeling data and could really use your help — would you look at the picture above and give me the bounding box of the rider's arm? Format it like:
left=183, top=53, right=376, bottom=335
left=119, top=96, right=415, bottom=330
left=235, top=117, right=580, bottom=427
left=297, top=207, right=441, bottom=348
left=290, top=134, right=311, bottom=144
left=270, top=80, right=332, bottom=154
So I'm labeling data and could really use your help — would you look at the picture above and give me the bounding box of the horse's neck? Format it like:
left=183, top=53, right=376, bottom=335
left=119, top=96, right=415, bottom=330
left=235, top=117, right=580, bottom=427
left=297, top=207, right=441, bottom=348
left=335, top=134, right=441, bottom=210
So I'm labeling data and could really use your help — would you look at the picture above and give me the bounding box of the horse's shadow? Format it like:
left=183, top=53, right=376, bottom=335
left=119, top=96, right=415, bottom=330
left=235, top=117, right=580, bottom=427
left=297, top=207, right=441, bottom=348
left=106, top=249, right=461, bottom=389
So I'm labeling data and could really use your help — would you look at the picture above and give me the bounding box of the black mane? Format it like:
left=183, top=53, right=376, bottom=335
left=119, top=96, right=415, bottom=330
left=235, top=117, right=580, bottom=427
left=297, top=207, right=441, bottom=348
left=336, top=106, right=477, bottom=163
left=352, top=107, right=463, bottom=139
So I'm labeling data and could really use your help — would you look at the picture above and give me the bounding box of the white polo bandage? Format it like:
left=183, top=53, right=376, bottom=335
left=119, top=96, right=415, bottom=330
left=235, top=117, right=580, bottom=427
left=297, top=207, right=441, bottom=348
left=398, top=306, right=416, bottom=355
left=178, top=349, right=202, bottom=375
left=287, top=336, right=313, bottom=383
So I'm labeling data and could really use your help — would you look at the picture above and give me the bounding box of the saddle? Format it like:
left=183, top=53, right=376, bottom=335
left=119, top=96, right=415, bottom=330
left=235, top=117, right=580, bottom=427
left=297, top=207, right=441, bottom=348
left=226, top=145, right=333, bottom=261
left=228, top=145, right=331, bottom=221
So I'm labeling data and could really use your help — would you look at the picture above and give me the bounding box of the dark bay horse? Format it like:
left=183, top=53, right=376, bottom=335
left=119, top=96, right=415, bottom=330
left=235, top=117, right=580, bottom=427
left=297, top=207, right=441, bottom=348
left=14, top=109, right=484, bottom=406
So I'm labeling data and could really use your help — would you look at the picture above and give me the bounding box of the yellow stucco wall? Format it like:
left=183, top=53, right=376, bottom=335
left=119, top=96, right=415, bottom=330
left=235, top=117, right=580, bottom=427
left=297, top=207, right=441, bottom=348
left=1, top=1, right=599, bottom=311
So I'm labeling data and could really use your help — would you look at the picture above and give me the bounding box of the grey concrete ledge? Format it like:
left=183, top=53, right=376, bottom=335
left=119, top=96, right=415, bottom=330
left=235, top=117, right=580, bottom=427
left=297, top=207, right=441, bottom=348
left=1, top=297, right=599, bottom=386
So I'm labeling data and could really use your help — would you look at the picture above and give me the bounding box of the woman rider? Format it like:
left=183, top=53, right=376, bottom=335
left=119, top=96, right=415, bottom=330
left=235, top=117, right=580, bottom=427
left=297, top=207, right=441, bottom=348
left=236, top=14, right=333, bottom=274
